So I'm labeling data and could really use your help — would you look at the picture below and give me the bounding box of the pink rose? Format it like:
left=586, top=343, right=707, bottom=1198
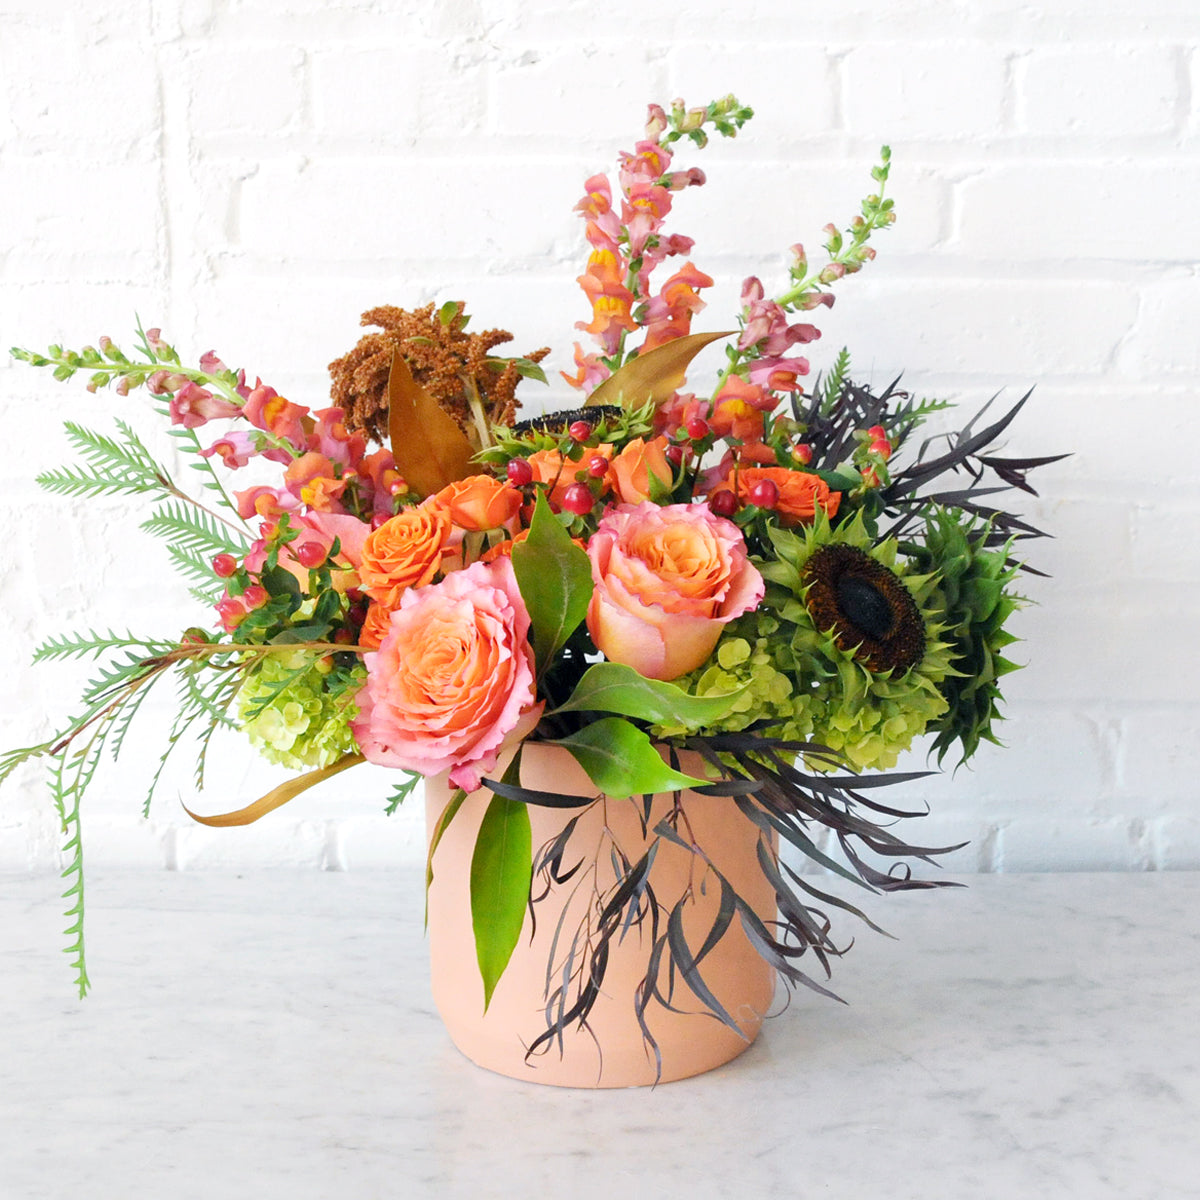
left=586, top=501, right=764, bottom=681
left=352, top=557, right=541, bottom=792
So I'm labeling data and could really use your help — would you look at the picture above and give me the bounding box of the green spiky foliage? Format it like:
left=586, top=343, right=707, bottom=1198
left=904, top=510, right=1025, bottom=765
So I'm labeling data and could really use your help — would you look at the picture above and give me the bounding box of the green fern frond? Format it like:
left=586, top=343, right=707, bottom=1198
left=34, top=630, right=175, bottom=664
left=51, top=719, right=109, bottom=998
left=142, top=501, right=250, bottom=559
left=165, top=543, right=224, bottom=587
left=36, top=465, right=158, bottom=501
left=81, top=650, right=169, bottom=709
left=384, top=772, right=423, bottom=815
left=0, top=741, right=54, bottom=787
left=819, top=347, right=851, bottom=415
left=36, top=420, right=176, bottom=501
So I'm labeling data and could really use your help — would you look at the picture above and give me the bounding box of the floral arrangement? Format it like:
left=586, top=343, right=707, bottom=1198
left=4, top=97, right=1059, bottom=1063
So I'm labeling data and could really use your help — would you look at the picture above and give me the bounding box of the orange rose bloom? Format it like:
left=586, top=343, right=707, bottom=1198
left=358, top=600, right=398, bottom=650
left=607, top=436, right=674, bottom=505
left=426, top=474, right=522, bottom=532
left=358, top=506, right=451, bottom=607
left=709, top=466, right=841, bottom=527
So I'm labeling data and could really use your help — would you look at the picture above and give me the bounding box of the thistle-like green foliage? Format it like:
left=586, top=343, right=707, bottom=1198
left=905, top=510, right=1026, bottom=765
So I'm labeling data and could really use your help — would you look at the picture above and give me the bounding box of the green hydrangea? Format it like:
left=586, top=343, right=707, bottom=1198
left=237, top=650, right=365, bottom=770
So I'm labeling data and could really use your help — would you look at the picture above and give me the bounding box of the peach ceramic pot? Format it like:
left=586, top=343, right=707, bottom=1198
left=424, top=742, right=777, bottom=1088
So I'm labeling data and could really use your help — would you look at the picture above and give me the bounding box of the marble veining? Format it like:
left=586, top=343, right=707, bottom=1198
left=2, top=872, right=1198, bottom=1199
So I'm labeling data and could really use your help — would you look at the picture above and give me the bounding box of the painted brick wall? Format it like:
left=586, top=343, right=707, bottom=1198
left=2, top=0, right=1197, bottom=874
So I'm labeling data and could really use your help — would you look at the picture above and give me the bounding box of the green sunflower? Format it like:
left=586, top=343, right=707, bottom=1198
left=754, top=511, right=958, bottom=770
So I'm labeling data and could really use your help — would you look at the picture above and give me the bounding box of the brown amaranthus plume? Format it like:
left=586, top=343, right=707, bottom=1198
left=329, top=303, right=550, bottom=446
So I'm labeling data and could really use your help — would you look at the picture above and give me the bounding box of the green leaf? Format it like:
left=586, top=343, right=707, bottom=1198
left=469, top=753, right=533, bottom=1011
left=550, top=717, right=709, bottom=799
left=511, top=490, right=593, bottom=676
left=510, top=357, right=548, bottom=384
left=261, top=564, right=302, bottom=599
left=549, top=661, right=747, bottom=729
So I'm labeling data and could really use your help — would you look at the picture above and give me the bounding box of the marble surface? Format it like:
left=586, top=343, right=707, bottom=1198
left=2, top=870, right=1198, bottom=1200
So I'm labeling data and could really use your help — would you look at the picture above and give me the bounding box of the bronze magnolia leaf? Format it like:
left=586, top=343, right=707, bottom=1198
left=584, top=330, right=734, bottom=411
left=386, top=349, right=476, bottom=497
left=182, top=753, right=364, bottom=827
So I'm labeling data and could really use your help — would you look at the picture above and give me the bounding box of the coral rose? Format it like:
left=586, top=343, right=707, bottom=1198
left=425, top=474, right=522, bottom=532
left=358, top=506, right=451, bottom=607
left=352, top=558, right=541, bottom=792
left=709, top=466, right=841, bottom=527
left=358, top=600, right=397, bottom=650
left=607, top=436, right=674, bottom=504
left=586, top=501, right=764, bottom=681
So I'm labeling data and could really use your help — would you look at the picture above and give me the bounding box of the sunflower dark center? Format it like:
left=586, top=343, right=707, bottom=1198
left=511, top=405, right=624, bottom=436
left=801, top=543, right=927, bottom=675
left=835, top=575, right=895, bottom=640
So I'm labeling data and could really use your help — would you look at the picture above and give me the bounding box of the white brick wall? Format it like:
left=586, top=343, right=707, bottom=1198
left=2, top=0, right=1198, bottom=874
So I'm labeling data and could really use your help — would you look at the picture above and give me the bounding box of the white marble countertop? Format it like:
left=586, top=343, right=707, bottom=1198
left=2, top=871, right=1197, bottom=1200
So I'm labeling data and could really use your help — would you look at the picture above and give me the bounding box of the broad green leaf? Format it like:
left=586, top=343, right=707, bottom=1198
left=470, top=753, right=533, bottom=1011
left=511, top=490, right=593, bottom=675
left=585, top=330, right=733, bottom=412
left=551, top=717, right=709, bottom=799
left=549, top=661, right=747, bottom=728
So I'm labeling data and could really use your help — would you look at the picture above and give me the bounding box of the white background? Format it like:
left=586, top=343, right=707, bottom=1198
left=2, top=0, right=1197, bottom=874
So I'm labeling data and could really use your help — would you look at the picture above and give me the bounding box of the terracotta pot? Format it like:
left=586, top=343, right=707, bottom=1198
left=424, top=742, right=777, bottom=1088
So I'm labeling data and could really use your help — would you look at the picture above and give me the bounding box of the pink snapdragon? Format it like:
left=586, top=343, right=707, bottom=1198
left=308, top=407, right=366, bottom=468
left=168, top=382, right=241, bottom=428
left=747, top=355, right=810, bottom=393
left=738, top=277, right=822, bottom=356
left=199, top=430, right=257, bottom=469
left=242, top=385, right=309, bottom=460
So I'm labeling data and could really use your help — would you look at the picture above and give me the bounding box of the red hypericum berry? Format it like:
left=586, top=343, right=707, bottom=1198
left=243, top=585, right=269, bottom=610
left=862, top=466, right=881, bottom=488
left=709, top=490, right=738, bottom=518
left=587, top=455, right=609, bottom=478
left=506, top=458, right=534, bottom=486
left=568, top=420, right=592, bottom=443
left=748, top=479, right=780, bottom=509
left=371, top=511, right=391, bottom=530
left=294, top=540, right=326, bottom=569
left=665, top=443, right=686, bottom=467
left=867, top=424, right=886, bottom=440
left=792, top=442, right=813, bottom=466
left=212, top=553, right=238, bottom=578
left=685, top=416, right=710, bottom=440
left=869, top=438, right=892, bottom=460
left=561, top=483, right=594, bottom=515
